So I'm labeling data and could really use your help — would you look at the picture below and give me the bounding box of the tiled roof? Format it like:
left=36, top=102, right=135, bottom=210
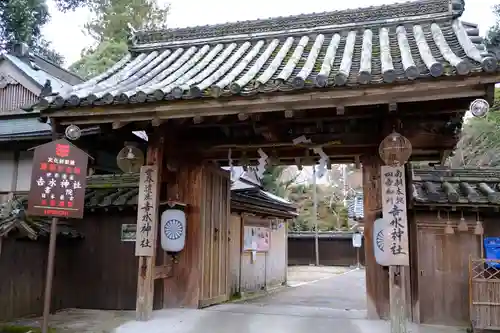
left=412, top=167, right=500, bottom=206
left=0, top=115, right=100, bottom=141
left=85, top=173, right=297, bottom=217
left=34, top=0, right=497, bottom=111
left=0, top=116, right=51, bottom=140
left=0, top=171, right=296, bottom=238
left=0, top=196, right=83, bottom=239
left=2, top=54, right=78, bottom=94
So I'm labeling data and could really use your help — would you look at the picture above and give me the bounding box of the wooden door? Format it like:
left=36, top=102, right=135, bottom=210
left=199, top=167, right=230, bottom=307
left=418, top=226, right=480, bottom=326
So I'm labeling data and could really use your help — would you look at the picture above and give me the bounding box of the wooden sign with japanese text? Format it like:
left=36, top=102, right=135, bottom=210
left=28, top=139, right=88, bottom=219
left=135, top=165, right=159, bottom=257
left=380, top=166, right=409, bottom=266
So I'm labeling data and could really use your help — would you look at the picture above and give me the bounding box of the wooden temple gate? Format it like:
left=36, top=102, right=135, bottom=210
left=29, top=0, right=500, bottom=321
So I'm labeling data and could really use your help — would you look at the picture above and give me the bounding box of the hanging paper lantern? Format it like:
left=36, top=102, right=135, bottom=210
left=160, top=202, right=187, bottom=253
left=378, top=131, right=413, bottom=166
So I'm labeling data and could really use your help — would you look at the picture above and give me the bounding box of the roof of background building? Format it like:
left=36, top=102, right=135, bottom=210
left=0, top=170, right=296, bottom=239
left=1, top=52, right=82, bottom=94
left=412, top=167, right=500, bottom=206
left=0, top=47, right=83, bottom=139
left=33, top=0, right=497, bottom=112
left=345, top=167, right=500, bottom=218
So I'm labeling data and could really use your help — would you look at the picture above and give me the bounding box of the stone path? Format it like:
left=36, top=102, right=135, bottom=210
left=4, top=267, right=467, bottom=333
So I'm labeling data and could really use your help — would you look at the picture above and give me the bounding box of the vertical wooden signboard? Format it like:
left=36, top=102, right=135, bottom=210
left=135, top=165, right=158, bottom=256
left=380, top=166, right=409, bottom=266
left=380, top=165, right=409, bottom=333
left=135, top=165, right=159, bottom=321
left=27, top=139, right=89, bottom=333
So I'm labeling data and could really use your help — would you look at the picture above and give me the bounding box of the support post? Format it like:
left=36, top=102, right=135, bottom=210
left=136, top=131, right=164, bottom=321
left=356, top=246, right=361, bottom=269
left=42, top=126, right=60, bottom=333
left=313, top=165, right=319, bottom=266
left=389, top=266, right=408, bottom=333
left=41, top=217, right=58, bottom=333
left=361, top=154, right=390, bottom=319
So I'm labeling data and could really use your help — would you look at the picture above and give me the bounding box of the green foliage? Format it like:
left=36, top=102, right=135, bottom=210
left=69, top=40, right=128, bottom=79
left=0, top=325, right=56, bottom=333
left=0, top=0, right=64, bottom=64
left=449, top=110, right=500, bottom=167
left=287, top=182, right=349, bottom=232
left=69, top=0, right=169, bottom=79
left=84, top=0, right=169, bottom=44
left=485, top=5, right=500, bottom=50
left=261, top=166, right=297, bottom=198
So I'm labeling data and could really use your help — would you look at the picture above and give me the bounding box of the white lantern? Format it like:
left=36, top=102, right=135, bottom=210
left=160, top=202, right=187, bottom=253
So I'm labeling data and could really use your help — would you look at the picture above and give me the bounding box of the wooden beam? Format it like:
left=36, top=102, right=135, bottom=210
left=136, top=130, right=164, bottom=321
left=151, top=117, right=164, bottom=127
left=112, top=121, right=129, bottom=129
left=238, top=113, right=248, bottom=121
left=193, top=115, right=203, bottom=124
left=154, top=264, right=173, bottom=280
left=48, top=76, right=495, bottom=123
left=57, top=86, right=483, bottom=126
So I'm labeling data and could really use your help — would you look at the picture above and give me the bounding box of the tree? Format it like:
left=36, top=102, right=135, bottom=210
left=69, top=0, right=169, bottom=79
left=261, top=165, right=299, bottom=198
left=0, top=0, right=70, bottom=65
left=485, top=5, right=500, bottom=50
left=448, top=89, right=500, bottom=167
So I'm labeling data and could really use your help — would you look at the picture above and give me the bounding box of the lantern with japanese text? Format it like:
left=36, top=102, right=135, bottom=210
left=160, top=202, right=187, bottom=253
left=378, top=131, right=412, bottom=166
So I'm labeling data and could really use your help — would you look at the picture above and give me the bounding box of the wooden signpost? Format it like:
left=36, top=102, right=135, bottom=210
left=27, top=139, right=89, bottom=333
left=135, top=164, right=160, bottom=320
left=374, top=165, right=410, bottom=333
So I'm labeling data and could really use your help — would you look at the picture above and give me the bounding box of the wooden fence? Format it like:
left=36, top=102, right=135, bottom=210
left=288, top=232, right=365, bottom=267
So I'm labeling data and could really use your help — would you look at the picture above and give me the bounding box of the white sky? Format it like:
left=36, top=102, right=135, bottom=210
left=42, top=0, right=498, bottom=67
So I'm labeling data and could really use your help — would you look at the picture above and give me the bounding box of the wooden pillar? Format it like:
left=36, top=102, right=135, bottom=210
left=361, top=154, right=390, bottom=319
left=136, top=131, right=164, bottom=320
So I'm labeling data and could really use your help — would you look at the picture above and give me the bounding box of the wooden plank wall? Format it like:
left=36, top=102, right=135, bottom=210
left=412, top=211, right=481, bottom=327
left=69, top=212, right=143, bottom=310
left=163, top=165, right=204, bottom=308
left=288, top=236, right=366, bottom=267
left=0, top=237, right=72, bottom=321
left=229, top=214, right=242, bottom=296
left=163, top=165, right=230, bottom=308
left=198, top=166, right=230, bottom=307
left=237, top=216, right=287, bottom=293
left=266, top=225, right=287, bottom=288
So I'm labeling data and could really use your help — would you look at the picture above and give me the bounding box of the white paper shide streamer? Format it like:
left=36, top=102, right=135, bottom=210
left=256, top=149, right=269, bottom=178
left=313, top=147, right=329, bottom=178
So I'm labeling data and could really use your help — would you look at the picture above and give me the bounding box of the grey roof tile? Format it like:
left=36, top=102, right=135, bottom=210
left=35, top=0, right=495, bottom=112
left=4, top=54, right=74, bottom=93
left=0, top=116, right=51, bottom=138
left=412, top=167, right=500, bottom=206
